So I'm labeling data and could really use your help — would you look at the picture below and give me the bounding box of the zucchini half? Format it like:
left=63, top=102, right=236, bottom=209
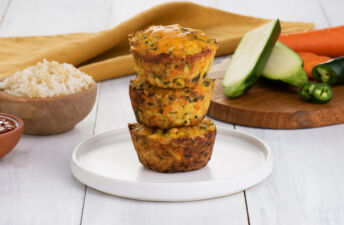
left=262, top=41, right=308, bottom=87
left=223, top=19, right=281, bottom=98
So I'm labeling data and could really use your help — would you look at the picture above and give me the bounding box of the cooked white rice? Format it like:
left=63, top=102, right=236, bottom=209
left=0, top=59, right=95, bottom=98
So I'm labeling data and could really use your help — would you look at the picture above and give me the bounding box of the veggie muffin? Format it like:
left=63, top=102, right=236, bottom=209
left=128, top=118, right=216, bottom=173
left=129, top=77, right=216, bottom=129
left=129, top=24, right=218, bottom=89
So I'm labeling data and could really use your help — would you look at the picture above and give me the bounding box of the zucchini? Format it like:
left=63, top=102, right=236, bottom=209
left=262, top=41, right=308, bottom=87
left=223, top=19, right=281, bottom=97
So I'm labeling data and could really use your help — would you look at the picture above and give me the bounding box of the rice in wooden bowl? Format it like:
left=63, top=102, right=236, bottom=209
left=0, top=59, right=97, bottom=135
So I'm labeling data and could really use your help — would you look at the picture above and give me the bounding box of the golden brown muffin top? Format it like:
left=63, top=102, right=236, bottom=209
left=129, top=24, right=217, bottom=57
left=129, top=118, right=216, bottom=140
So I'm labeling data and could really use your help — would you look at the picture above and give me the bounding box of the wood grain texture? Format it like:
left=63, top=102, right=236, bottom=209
left=109, top=0, right=218, bottom=27
left=208, top=73, right=344, bottom=129
left=0, top=0, right=10, bottom=25
left=237, top=2, right=344, bottom=224
left=208, top=51, right=344, bottom=129
left=236, top=124, right=344, bottom=225
left=81, top=73, right=248, bottom=225
left=318, top=0, right=344, bottom=27
left=0, top=0, right=109, bottom=224
left=0, top=98, right=98, bottom=224
left=0, top=83, right=97, bottom=135
left=83, top=187, right=248, bottom=225
left=218, top=0, right=328, bottom=29
left=208, top=0, right=331, bottom=130
left=0, top=0, right=113, bottom=36
left=0, top=0, right=342, bottom=225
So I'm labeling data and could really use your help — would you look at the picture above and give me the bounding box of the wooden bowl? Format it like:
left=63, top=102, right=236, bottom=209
left=0, top=113, right=24, bottom=158
left=0, top=83, right=97, bottom=135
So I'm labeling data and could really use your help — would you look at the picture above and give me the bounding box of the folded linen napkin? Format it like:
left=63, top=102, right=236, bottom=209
left=0, top=1, right=314, bottom=81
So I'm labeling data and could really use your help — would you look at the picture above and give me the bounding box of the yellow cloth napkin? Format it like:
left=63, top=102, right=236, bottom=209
left=0, top=2, right=314, bottom=81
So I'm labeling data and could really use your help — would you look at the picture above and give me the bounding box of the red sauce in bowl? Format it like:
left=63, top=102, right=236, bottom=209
left=0, top=116, right=17, bottom=134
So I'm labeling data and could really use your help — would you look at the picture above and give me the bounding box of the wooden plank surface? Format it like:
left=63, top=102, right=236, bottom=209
left=0, top=0, right=113, bottom=36
left=109, top=0, right=218, bottom=26
left=0, top=109, right=97, bottom=224
left=319, top=0, right=344, bottom=27
left=218, top=0, right=328, bottom=28
left=0, top=0, right=109, bottom=224
left=0, top=0, right=10, bottom=25
left=81, top=71, right=249, bottom=225
left=237, top=125, right=344, bottom=225
left=0, top=0, right=343, bottom=225
left=224, top=1, right=344, bottom=225
left=208, top=71, right=344, bottom=129
left=83, top=187, right=248, bottom=225
left=81, top=1, right=249, bottom=224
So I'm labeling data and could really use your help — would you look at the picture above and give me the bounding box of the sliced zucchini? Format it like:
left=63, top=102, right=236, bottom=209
left=223, top=19, right=281, bottom=98
left=262, top=41, right=308, bottom=87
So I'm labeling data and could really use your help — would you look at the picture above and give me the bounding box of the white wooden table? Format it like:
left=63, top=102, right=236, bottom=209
left=1, top=0, right=343, bottom=224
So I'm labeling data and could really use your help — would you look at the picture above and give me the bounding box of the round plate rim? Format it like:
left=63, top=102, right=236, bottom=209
left=70, top=126, right=273, bottom=201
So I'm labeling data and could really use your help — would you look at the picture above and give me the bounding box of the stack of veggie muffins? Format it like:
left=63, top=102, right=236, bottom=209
left=128, top=24, right=218, bottom=173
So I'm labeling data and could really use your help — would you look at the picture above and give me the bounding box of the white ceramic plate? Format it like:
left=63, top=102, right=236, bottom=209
left=71, top=127, right=273, bottom=202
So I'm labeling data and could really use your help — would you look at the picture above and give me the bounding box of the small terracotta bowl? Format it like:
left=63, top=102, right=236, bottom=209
left=0, top=113, right=24, bottom=158
left=0, top=83, right=97, bottom=135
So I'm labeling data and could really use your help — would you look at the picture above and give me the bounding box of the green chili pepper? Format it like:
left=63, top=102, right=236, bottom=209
left=298, top=82, right=317, bottom=101
left=298, top=82, right=333, bottom=104
left=312, top=83, right=333, bottom=104
left=312, top=56, right=344, bottom=85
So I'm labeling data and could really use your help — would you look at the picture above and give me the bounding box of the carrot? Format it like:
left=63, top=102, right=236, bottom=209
left=193, top=87, right=203, bottom=94
left=298, top=52, right=331, bottom=79
left=163, top=105, right=172, bottom=115
left=195, top=102, right=201, bottom=111
left=279, top=25, right=344, bottom=57
left=180, top=98, right=188, bottom=105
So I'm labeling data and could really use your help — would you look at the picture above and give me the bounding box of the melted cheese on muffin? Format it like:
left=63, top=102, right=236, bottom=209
left=129, top=24, right=217, bottom=57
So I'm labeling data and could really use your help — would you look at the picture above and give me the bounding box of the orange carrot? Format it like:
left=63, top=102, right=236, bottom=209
left=298, top=52, right=331, bottom=79
left=180, top=98, right=188, bottom=105
left=195, top=102, right=201, bottom=111
left=193, top=87, right=203, bottom=94
left=279, top=25, right=344, bottom=57
left=163, top=105, right=172, bottom=115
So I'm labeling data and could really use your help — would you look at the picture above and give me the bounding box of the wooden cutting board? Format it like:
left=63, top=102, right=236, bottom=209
left=207, top=59, right=344, bottom=129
